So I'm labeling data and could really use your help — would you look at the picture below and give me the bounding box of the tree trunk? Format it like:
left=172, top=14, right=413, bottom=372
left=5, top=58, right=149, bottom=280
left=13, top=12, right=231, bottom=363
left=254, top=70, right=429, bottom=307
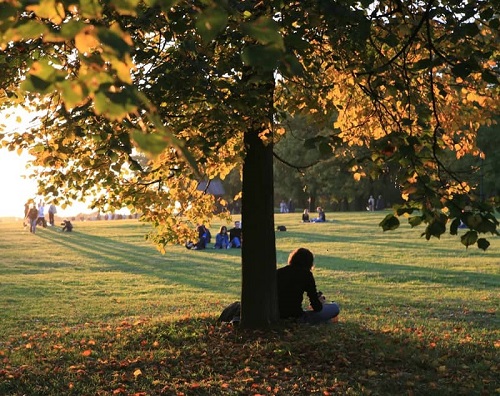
left=240, top=77, right=279, bottom=328
left=240, top=126, right=278, bottom=328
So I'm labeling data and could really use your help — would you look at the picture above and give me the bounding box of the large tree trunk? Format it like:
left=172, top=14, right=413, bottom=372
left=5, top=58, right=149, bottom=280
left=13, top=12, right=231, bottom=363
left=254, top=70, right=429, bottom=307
left=240, top=126, right=278, bottom=328
left=240, top=76, right=279, bottom=328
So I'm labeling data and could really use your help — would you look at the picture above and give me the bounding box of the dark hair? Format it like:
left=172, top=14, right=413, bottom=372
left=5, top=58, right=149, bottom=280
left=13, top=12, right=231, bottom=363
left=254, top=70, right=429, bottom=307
left=288, top=248, right=314, bottom=270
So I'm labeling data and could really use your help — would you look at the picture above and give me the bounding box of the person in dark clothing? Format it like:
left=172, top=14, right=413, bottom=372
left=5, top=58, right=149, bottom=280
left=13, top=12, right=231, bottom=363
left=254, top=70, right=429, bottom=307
left=186, top=224, right=210, bottom=250
left=61, top=220, right=73, bottom=232
left=228, top=221, right=242, bottom=248
left=277, top=248, right=339, bottom=324
left=27, top=204, right=39, bottom=234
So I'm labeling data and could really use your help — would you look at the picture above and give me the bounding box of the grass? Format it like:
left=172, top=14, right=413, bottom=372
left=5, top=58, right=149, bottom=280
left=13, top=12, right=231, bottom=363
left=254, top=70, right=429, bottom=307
left=0, top=212, right=498, bottom=395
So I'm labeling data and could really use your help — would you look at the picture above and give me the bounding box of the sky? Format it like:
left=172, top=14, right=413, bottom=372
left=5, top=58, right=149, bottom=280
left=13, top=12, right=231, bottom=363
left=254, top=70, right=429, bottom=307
left=0, top=148, right=92, bottom=218
left=0, top=108, right=91, bottom=218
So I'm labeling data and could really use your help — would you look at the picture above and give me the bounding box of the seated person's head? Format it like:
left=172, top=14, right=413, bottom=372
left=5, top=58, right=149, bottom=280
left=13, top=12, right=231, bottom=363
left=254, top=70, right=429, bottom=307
left=288, top=248, right=314, bottom=270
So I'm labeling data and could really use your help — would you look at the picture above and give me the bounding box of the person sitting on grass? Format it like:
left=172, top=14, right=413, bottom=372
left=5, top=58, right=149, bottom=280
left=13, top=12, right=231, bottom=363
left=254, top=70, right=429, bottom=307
left=277, top=247, right=340, bottom=324
left=311, top=207, right=326, bottom=222
left=228, top=221, right=242, bottom=248
left=214, top=225, right=230, bottom=249
left=61, top=220, right=73, bottom=232
left=302, top=209, right=310, bottom=222
left=186, top=224, right=210, bottom=250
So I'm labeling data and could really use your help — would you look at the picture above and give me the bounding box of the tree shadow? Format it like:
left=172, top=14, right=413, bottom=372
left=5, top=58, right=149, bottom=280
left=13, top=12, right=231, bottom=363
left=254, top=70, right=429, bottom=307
left=36, top=228, right=241, bottom=297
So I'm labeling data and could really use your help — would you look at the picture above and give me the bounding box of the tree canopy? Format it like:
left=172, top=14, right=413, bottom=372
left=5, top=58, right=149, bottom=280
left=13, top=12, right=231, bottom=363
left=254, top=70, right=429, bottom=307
left=1, top=0, right=499, bottom=326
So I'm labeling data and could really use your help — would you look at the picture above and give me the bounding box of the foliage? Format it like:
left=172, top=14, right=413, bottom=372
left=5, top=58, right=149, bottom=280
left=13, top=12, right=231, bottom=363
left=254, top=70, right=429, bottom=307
left=1, top=0, right=498, bottom=251
left=0, top=217, right=498, bottom=394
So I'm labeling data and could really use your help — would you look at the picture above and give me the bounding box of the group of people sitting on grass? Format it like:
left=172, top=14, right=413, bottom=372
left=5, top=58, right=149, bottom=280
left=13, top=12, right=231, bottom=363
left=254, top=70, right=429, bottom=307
left=185, top=221, right=242, bottom=250
left=302, top=207, right=326, bottom=223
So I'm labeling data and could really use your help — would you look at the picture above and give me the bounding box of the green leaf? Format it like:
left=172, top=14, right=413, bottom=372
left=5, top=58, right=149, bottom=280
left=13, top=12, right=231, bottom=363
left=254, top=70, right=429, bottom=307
left=427, top=220, right=446, bottom=239
left=0, top=4, right=17, bottom=31
left=195, top=6, right=228, bottom=43
left=8, top=20, right=47, bottom=41
left=80, top=0, right=103, bottom=19
left=481, top=70, right=499, bottom=85
left=111, top=0, right=140, bottom=16
left=449, top=218, right=460, bottom=235
left=21, top=75, right=52, bottom=94
left=279, top=53, right=304, bottom=78
left=379, top=214, right=400, bottom=231
left=408, top=216, right=422, bottom=228
left=477, top=238, right=490, bottom=251
left=242, top=17, right=284, bottom=49
left=460, top=231, right=478, bottom=248
left=97, top=28, right=131, bottom=58
left=241, top=44, right=281, bottom=71
left=131, top=131, right=168, bottom=156
left=58, top=80, right=88, bottom=110
left=94, top=90, right=138, bottom=121
left=452, top=62, right=472, bottom=79
left=60, top=20, right=85, bottom=39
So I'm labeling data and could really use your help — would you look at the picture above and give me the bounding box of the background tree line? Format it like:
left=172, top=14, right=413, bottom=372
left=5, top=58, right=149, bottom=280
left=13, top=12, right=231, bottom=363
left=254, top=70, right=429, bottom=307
left=219, top=116, right=500, bottom=214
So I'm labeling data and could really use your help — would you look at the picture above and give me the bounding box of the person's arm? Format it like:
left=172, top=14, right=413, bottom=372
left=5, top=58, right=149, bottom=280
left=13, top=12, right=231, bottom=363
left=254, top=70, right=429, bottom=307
left=305, top=272, right=323, bottom=312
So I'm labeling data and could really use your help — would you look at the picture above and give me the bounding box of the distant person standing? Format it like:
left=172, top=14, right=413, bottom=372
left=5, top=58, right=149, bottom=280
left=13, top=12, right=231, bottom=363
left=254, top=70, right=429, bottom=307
left=376, top=195, right=384, bottom=210
left=48, top=203, right=57, bottom=226
left=280, top=200, right=288, bottom=213
left=288, top=199, right=294, bottom=213
left=27, top=204, right=38, bottom=234
left=367, top=195, right=375, bottom=211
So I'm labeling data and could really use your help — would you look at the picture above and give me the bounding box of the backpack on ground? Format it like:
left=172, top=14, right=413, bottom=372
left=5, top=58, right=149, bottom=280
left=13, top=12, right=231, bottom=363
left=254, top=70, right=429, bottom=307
left=218, top=301, right=241, bottom=324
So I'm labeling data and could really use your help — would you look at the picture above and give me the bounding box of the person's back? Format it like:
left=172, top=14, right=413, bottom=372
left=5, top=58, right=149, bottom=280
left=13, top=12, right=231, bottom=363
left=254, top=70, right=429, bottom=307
left=277, top=264, right=320, bottom=318
left=28, top=207, right=38, bottom=221
left=277, top=247, right=340, bottom=324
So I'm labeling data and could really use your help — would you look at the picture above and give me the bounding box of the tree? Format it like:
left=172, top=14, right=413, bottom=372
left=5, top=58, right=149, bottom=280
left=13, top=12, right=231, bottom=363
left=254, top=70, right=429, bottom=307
left=1, top=1, right=499, bottom=328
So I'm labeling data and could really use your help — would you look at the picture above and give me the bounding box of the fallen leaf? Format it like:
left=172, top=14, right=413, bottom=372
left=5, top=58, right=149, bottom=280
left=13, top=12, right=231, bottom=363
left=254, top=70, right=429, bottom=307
left=81, top=349, right=92, bottom=357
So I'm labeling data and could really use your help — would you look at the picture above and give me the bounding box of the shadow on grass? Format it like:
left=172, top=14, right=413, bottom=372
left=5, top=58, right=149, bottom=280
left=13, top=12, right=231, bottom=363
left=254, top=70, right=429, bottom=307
left=36, top=227, right=241, bottom=296
left=0, top=316, right=496, bottom=395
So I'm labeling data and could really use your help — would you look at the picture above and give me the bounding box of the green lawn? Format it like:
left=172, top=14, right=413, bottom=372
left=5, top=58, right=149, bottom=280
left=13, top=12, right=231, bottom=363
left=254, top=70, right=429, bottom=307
left=0, top=212, right=498, bottom=395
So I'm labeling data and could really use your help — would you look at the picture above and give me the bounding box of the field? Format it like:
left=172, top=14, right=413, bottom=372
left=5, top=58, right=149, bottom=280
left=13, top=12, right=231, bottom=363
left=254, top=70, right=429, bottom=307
left=0, top=212, right=498, bottom=395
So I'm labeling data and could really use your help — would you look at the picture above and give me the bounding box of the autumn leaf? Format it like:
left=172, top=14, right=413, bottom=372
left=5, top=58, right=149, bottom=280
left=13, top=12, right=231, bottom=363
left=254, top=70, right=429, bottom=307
left=81, top=349, right=92, bottom=356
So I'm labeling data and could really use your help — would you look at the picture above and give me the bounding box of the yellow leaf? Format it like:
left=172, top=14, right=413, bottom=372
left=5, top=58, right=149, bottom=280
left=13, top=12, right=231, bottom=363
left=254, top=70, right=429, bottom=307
left=26, top=0, right=65, bottom=25
left=75, top=26, right=101, bottom=55
left=133, top=369, right=142, bottom=377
